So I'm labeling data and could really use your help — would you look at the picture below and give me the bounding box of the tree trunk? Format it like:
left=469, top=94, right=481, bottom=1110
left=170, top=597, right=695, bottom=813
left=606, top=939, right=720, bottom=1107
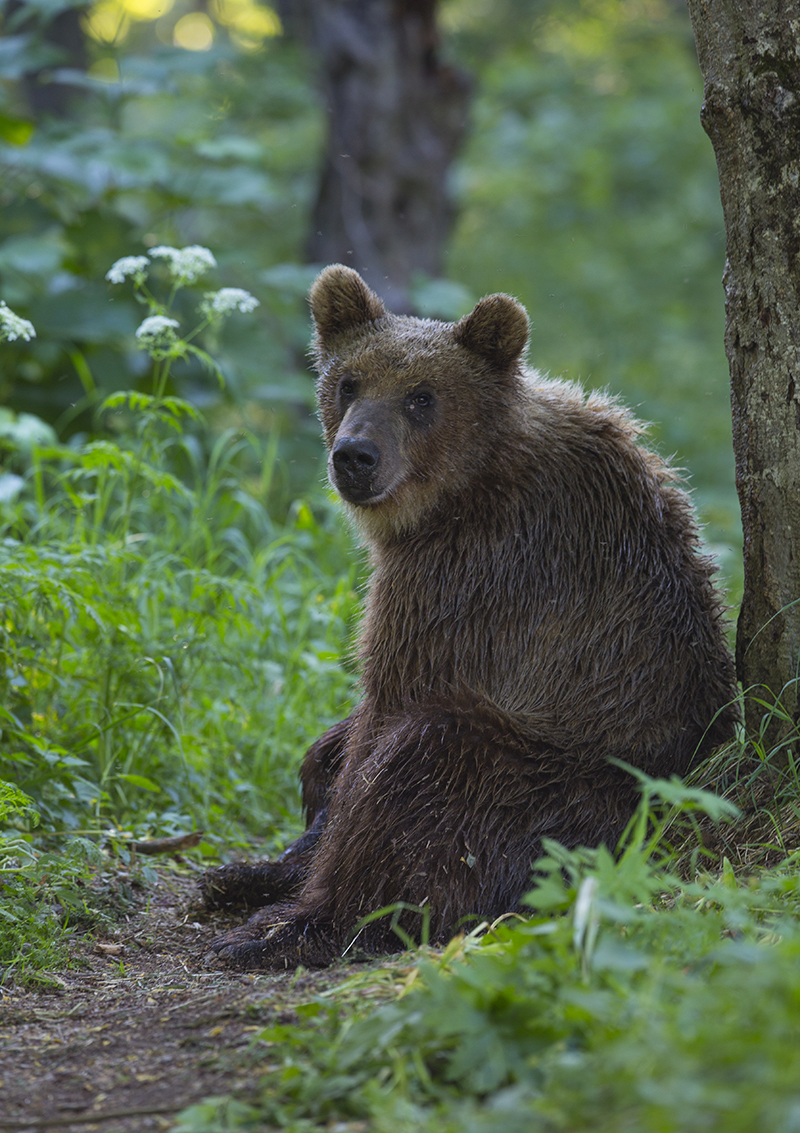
left=686, top=0, right=800, bottom=743
left=283, top=0, right=471, bottom=310
left=4, top=1, right=88, bottom=119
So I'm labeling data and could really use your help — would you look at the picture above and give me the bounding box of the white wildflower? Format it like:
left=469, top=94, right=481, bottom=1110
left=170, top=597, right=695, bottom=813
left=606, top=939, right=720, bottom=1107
left=0, top=301, right=36, bottom=343
left=135, top=315, right=180, bottom=344
left=149, top=244, right=217, bottom=284
left=105, top=255, right=149, bottom=285
left=201, top=288, right=260, bottom=317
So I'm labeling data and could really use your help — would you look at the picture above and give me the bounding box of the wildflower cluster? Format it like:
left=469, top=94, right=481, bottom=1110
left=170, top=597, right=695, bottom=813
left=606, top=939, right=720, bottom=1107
left=135, top=315, right=181, bottom=345
left=106, top=246, right=259, bottom=354
left=104, top=244, right=260, bottom=390
left=0, top=301, right=36, bottom=343
left=200, top=288, right=260, bottom=317
left=148, top=244, right=217, bottom=285
left=105, top=256, right=149, bottom=286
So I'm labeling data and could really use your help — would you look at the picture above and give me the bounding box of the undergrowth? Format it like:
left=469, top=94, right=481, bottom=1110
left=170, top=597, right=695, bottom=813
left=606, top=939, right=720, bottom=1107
left=0, top=778, right=144, bottom=984
left=0, top=255, right=360, bottom=981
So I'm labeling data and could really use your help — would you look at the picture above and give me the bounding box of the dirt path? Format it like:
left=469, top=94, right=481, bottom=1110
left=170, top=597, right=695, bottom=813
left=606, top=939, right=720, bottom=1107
left=0, top=866, right=400, bottom=1133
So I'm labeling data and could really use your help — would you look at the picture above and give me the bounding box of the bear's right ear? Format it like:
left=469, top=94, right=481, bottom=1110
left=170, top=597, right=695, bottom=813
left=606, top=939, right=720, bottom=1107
left=309, top=265, right=386, bottom=352
left=453, top=293, right=529, bottom=370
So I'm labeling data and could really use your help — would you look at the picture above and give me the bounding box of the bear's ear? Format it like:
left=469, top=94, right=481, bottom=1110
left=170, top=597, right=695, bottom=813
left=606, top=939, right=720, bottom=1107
left=309, top=265, right=386, bottom=351
left=453, top=293, right=529, bottom=369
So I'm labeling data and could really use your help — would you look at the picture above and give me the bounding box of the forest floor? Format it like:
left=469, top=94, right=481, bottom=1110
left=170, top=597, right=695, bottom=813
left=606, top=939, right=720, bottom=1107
left=0, top=865, right=401, bottom=1133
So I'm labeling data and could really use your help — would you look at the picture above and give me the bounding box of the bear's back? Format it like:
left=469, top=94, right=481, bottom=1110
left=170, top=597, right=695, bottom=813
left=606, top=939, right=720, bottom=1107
left=359, top=372, right=736, bottom=775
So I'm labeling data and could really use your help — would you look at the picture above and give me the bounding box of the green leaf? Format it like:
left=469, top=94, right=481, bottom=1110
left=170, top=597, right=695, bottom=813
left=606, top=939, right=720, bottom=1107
left=118, top=773, right=160, bottom=792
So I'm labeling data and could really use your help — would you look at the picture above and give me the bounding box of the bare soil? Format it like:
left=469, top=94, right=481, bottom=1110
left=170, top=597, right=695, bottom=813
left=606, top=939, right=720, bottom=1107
left=0, top=865, right=402, bottom=1133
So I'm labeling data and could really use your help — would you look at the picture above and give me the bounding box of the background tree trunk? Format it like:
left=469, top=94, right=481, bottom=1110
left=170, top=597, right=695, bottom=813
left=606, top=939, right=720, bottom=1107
left=282, top=0, right=471, bottom=310
left=4, top=1, right=88, bottom=119
left=686, top=0, right=800, bottom=742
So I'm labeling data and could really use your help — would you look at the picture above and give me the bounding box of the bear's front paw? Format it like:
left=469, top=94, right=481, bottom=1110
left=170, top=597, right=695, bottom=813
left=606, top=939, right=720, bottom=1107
left=207, top=913, right=336, bottom=971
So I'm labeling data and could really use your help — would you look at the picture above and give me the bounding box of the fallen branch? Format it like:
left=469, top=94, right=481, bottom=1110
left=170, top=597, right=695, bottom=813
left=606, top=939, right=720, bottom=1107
left=129, top=831, right=204, bottom=855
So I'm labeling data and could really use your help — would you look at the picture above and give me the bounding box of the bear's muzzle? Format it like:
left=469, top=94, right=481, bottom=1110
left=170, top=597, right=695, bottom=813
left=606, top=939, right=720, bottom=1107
left=331, top=436, right=382, bottom=502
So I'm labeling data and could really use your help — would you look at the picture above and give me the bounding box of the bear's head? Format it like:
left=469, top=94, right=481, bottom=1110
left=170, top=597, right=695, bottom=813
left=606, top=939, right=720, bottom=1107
left=309, top=265, right=530, bottom=542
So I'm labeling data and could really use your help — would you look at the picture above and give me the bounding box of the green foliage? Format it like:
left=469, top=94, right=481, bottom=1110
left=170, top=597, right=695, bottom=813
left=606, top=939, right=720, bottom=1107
left=0, top=0, right=324, bottom=501
left=0, top=778, right=38, bottom=825
left=0, top=506, right=358, bottom=838
left=0, top=254, right=360, bottom=847
left=0, top=774, right=120, bottom=985
left=0, top=835, right=108, bottom=986
left=172, top=781, right=800, bottom=1133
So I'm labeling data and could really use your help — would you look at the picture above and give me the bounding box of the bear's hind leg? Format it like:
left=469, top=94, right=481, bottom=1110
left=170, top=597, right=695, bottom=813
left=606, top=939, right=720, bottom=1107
left=208, top=698, right=638, bottom=969
left=199, top=809, right=327, bottom=910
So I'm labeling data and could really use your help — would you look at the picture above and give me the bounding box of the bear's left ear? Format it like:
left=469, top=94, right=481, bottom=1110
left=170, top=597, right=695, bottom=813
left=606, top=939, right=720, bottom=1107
left=453, top=294, right=529, bottom=370
left=310, top=264, right=386, bottom=353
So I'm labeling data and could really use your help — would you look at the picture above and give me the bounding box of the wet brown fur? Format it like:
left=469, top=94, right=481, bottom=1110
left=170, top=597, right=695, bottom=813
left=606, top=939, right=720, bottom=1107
left=202, top=265, right=739, bottom=968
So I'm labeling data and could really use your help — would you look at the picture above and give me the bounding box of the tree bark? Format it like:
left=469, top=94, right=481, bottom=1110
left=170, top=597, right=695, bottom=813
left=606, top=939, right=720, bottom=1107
left=283, top=0, right=471, bottom=310
left=686, top=0, right=800, bottom=742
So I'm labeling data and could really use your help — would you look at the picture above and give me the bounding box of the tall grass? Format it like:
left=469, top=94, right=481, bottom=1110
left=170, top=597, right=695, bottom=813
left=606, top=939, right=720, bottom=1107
left=0, top=262, right=362, bottom=852
left=0, top=443, right=360, bottom=844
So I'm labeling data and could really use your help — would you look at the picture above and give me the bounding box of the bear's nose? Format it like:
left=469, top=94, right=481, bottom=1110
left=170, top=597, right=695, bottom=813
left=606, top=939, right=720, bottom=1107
left=332, top=437, right=381, bottom=477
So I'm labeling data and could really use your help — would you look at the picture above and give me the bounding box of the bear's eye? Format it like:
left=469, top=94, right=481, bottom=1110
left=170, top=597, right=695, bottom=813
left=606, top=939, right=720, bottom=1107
left=404, top=389, right=436, bottom=421
left=338, top=377, right=357, bottom=405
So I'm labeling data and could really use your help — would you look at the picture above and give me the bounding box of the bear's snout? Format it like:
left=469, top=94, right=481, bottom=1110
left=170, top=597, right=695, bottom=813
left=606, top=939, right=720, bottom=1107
left=331, top=436, right=382, bottom=501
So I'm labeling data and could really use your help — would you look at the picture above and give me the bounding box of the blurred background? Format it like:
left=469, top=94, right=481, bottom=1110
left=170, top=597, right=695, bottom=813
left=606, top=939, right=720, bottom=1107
left=0, top=0, right=739, bottom=595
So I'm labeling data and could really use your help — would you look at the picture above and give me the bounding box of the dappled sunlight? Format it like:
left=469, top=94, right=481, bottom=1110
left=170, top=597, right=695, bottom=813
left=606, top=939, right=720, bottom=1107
left=172, top=12, right=215, bottom=51
left=211, top=0, right=281, bottom=51
left=82, top=0, right=280, bottom=52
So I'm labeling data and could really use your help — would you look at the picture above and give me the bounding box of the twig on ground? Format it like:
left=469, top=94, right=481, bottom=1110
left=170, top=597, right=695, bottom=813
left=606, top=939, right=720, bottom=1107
left=0, top=1102, right=184, bottom=1129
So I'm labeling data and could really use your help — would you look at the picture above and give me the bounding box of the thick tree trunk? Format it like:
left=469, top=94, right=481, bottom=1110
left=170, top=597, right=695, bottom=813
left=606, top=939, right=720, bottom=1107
left=283, top=0, right=471, bottom=310
left=687, top=0, right=800, bottom=742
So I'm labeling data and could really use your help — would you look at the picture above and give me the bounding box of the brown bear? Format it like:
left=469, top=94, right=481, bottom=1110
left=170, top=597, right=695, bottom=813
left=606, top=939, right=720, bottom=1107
left=201, top=264, right=739, bottom=969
